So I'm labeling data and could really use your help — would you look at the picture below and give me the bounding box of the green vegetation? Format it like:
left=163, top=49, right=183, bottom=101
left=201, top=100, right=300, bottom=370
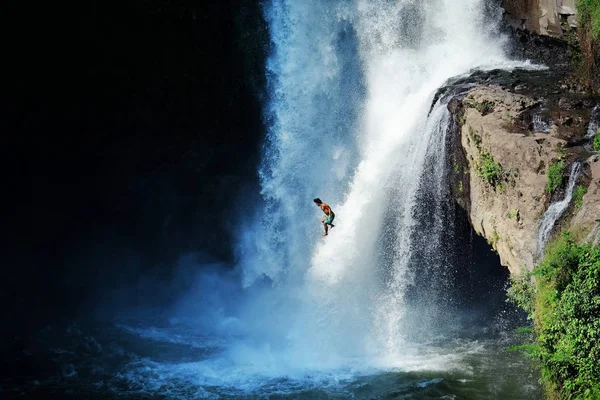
left=545, top=160, right=565, bottom=194
left=488, top=229, right=500, bottom=249
left=469, top=126, right=481, bottom=146
left=458, top=180, right=463, bottom=193
left=497, top=181, right=506, bottom=193
left=573, top=185, right=587, bottom=209
left=507, top=272, right=535, bottom=316
left=453, top=156, right=460, bottom=173
left=576, top=0, right=600, bottom=89
left=475, top=150, right=503, bottom=188
left=508, top=233, right=600, bottom=399
left=557, top=146, right=567, bottom=161
left=474, top=100, right=495, bottom=116
left=507, top=208, right=520, bottom=221
left=594, top=134, right=600, bottom=151
left=577, top=0, right=600, bottom=40
left=515, top=326, right=533, bottom=335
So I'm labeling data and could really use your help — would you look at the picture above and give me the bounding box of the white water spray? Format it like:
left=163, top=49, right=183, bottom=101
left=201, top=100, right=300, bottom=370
left=235, top=0, right=521, bottom=371
left=585, top=105, right=599, bottom=139
left=537, top=162, right=582, bottom=255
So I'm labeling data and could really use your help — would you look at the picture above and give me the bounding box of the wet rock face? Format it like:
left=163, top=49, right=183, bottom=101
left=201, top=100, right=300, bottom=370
left=500, top=0, right=581, bottom=75
left=502, top=0, right=578, bottom=38
left=504, top=28, right=575, bottom=73
left=445, top=69, right=600, bottom=274
left=502, top=0, right=542, bottom=33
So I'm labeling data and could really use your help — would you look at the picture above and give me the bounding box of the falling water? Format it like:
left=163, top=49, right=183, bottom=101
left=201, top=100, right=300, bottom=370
left=537, top=162, right=582, bottom=255
left=8, top=1, right=548, bottom=398
left=532, top=114, right=550, bottom=133
left=585, top=105, right=599, bottom=139
left=236, top=0, right=517, bottom=367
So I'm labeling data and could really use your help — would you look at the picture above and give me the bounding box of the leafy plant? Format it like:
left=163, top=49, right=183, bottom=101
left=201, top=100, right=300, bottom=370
left=507, top=208, right=519, bottom=221
left=545, top=160, right=564, bottom=194
left=475, top=150, right=503, bottom=187
left=515, top=326, right=533, bottom=335
left=458, top=181, right=463, bottom=193
left=557, top=145, right=567, bottom=161
left=453, top=156, right=460, bottom=173
left=573, top=185, right=587, bottom=209
left=474, top=100, right=495, bottom=116
left=594, top=134, right=600, bottom=151
left=469, top=126, right=481, bottom=146
left=577, top=0, right=600, bottom=39
left=488, top=230, right=500, bottom=249
left=507, top=272, right=535, bottom=317
left=497, top=181, right=506, bottom=193
left=509, top=232, right=600, bottom=399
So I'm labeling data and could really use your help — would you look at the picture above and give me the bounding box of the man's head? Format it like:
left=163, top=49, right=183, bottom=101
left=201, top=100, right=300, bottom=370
left=313, top=198, right=322, bottom=205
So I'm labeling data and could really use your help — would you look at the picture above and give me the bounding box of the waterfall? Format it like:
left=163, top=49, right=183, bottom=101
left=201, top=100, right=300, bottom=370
left=532, top=114, right=550, bottom=133
left=537, top=162, right=582, bottom=256
left=234, top=0, right=519, bottom=370
left=585, top=105, right=599, bottom=139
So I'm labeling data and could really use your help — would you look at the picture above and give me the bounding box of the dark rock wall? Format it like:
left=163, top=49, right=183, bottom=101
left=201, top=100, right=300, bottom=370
left=502, top=0, right=541, bottom=33
left=500, top=0, right=599, bottom=92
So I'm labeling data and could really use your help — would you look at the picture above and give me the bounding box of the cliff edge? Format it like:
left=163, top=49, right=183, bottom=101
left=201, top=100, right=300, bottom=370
left=445, top=70, right=599, bottom=274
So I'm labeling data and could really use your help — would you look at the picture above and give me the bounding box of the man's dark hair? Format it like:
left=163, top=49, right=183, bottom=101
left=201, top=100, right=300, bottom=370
left=313, top=198, right=322, bottom=204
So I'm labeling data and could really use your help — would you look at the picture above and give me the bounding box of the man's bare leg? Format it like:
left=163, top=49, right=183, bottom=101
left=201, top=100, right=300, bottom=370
left=322, top=222, right=328, bottom=236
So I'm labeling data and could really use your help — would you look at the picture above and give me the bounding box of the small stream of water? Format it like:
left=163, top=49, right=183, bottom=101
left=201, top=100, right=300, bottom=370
left=537, top=162, right=582, bottom=255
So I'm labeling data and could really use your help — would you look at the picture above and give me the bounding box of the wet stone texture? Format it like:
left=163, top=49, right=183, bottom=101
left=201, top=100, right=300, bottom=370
left=443, top=68, right=599, bottom=274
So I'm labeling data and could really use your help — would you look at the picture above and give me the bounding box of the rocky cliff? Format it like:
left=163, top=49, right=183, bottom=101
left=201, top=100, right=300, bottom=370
left=502, top=0, right=578, bottom=38
left=501, top=0, right=599, bottom=92
left=445, top=69, right=599, bottom=274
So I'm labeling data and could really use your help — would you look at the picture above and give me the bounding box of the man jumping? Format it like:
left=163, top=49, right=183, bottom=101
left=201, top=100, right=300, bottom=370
left=313, top=198, right=335, bottom=236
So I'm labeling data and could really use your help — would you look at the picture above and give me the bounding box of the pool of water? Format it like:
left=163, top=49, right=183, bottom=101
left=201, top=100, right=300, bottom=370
left=2, top=313, right=541, bottom=400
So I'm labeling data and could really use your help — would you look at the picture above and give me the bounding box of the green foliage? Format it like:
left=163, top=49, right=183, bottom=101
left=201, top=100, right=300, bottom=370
left=474, top=100, right=495, bottom=115
left=469, top=126, right=481, bottom=146
left=475, top=150, right=503, bottom=188
left=574, top=185, right=587, bottom=209
left=458, top=180, right=463, bottom=193
left=545, top=160, right=564, bottom=194
left=557, top=145, right=567, bottom=161
left=577, top=0, right=600, bottom=40
left=509, top=343, right=542, bottom=360
left=510, top=232, right=600, bottom=399
left=453, top=156, right=460, bottom=173
left=488, top=230, right=500, bottom=250
left=507, top=208, right=520, bottom=221
left=497, top=181, right=506, bottom=193
left=515, top=326, right=534, bottom=335
left=594, top=134, right=600, bottom=151
left=507, top=272, right=535, bottom=317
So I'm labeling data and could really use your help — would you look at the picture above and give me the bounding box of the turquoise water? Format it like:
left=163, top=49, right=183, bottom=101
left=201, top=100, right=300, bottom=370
left=4, top=313, right=541, bottom=399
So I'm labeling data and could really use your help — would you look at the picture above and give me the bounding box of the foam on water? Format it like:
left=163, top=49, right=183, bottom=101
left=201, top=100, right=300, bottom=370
left=234, top=0, right=513, bottom=370
left=111, top=324, right=493, bottom=398
left=98, top=0, right=543, bottom=394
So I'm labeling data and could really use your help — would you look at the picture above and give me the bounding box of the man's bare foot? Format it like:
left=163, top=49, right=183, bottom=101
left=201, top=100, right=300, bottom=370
left=322, top=233, right=328, bottom=236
